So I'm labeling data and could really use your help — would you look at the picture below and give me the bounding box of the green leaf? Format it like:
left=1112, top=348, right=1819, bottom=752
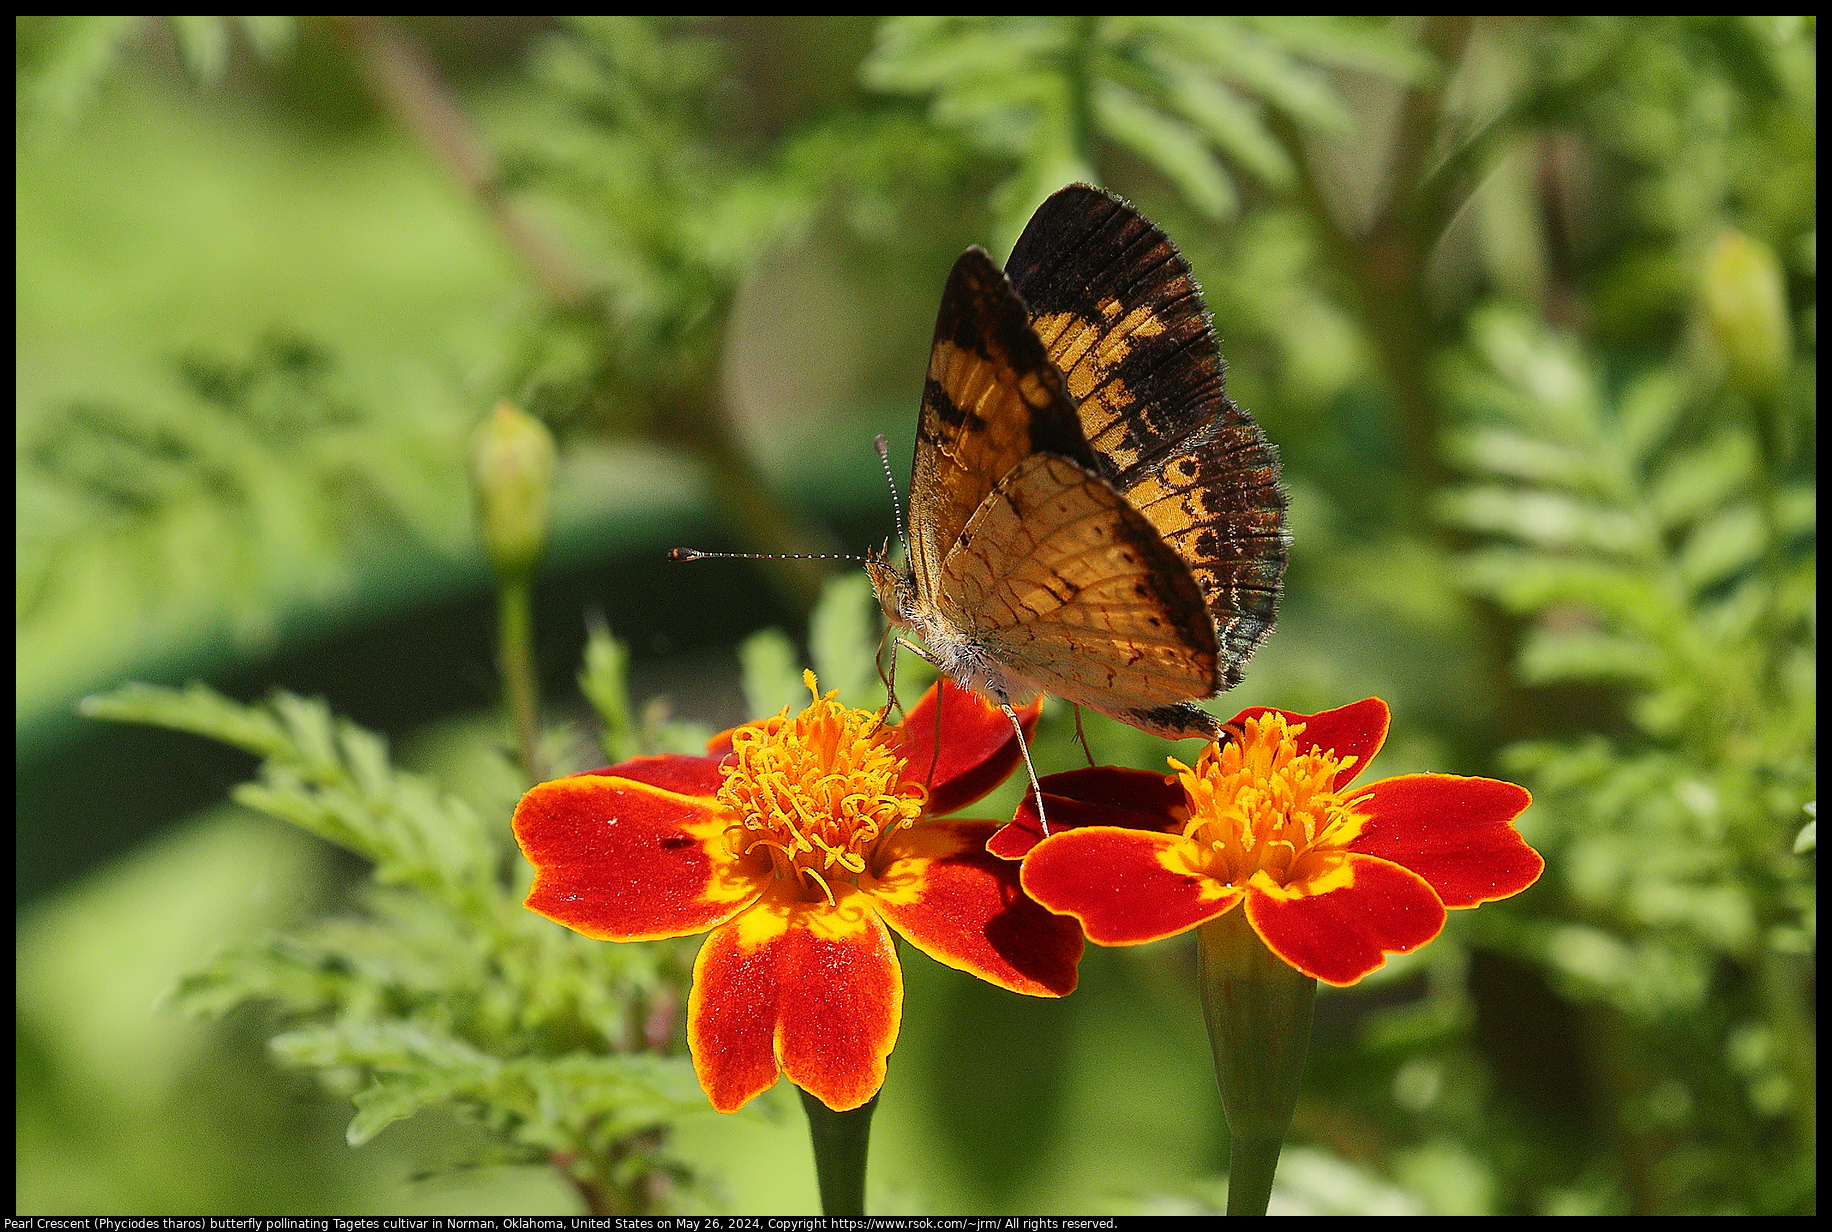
left=1615, top=369, right=1687, bottom=468
left=1438, top=486, right=1649, bottom=555
left=87, top=683, right=499, bottom=904
left=519, top=1052, right=708, bottom=1147
left=1095, top=80, right=1238, bottom=219
left=1499, top=734, right=1615, bottom=791
left=1235, top=15, right=1437, bottom=82
left=1517, top=628, right=1661, bottom=685
left=168, top=15, right=229, bottom=81
left=234, top=15, right=297, bottom=59
left=1645, top=429, right=1758, bottom=531
left=20, top=339, right=479, bottom=737
left=80, top=681, right=291, bottom=759
left=1542, top=926, right=1711, bottom=1016
left=579, top=617, right=638, bottom=764
left=1128, top=17, right=1350, bottom=132
left=1149, top=57, right=1293, bottom=187
left=1676, top=502, right=1766, bottom=592
left=170, top=934, right=346, bottom=1021
left=15, top=15, right=142, bottom=127
left=1457, top=549, right=1665, bottom=627
left=1464, top=309, right=1601, bottom=442
left=273, top=1021, right=507, bottom=1145
left=1631, top=683, right=1703, bottom=739
left=346, top=1078, right=434, bottom=1147
left=1690, top=576, right=1771, bottom=645
left=864, top=17, right=1065, bottom=99
left=862, top=15, right=1413, bottom=225
left=1442, top=426, right=1597, bottom=490
left=1774, top=481, right=1817, bottom=537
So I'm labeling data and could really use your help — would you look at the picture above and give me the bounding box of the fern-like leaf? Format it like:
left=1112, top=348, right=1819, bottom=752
left=863, top=15, right=1427, bottom=236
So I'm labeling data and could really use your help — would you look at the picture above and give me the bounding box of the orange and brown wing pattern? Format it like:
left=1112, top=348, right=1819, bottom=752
left=908, top=247, right=1100, bottom=605
left=1007, top=184, right=1287, bottom=687
left=935, top=452, right=1223, bottom=738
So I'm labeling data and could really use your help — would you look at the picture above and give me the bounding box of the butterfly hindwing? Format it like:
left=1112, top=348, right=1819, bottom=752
left=933, top=451, right=1219, bottom=715
left=1007, top=184, right=1287, bottom=688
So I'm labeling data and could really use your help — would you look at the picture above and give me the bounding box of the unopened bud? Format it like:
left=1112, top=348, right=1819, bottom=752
left=472, top=401, right=557, bottom=580
left=1701, top=229, right=1792, bottom=400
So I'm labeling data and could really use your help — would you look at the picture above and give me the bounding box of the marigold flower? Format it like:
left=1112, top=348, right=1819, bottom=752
left=998, top=698, right=1542, bottom=986
left=513, top=673, right=1083, bottom=1112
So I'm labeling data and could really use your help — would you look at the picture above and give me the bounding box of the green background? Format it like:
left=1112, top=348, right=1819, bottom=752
left=17, top=16, right=1815, bottom=1215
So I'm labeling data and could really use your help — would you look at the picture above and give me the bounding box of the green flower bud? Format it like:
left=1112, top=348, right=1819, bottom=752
left=472, top=401, right=557, bottom=581
left=1701, top=229, right=1792, bottom=400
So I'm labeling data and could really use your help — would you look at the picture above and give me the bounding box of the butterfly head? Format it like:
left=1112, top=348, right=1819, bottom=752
left=865, top=547, right=916, bottom=630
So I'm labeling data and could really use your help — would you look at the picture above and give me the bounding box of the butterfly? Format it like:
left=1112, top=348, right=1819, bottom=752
left=866, top=183, right=1287, bottom=745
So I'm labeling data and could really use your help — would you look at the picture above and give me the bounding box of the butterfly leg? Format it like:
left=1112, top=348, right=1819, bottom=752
left=871, top=625, right=907, bottom=730
left=1071, top=704, right=1095, bottom=767
left=887, top=635, right=947, bottom=787
left=894, top=635, right=932, bottom=663
left=999, top=702, right=1050, bottom=836
left=889, top=635, right=1050, bottom=834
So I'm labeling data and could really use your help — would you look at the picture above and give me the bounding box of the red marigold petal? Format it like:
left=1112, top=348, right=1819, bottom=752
left=894, top=678, right=1040, bottom=816
left=1228, top=698, right=1390, bottom=791
left=575, top=753, right=727, bottom=797
left=1020, top=828, right=1241, bottom=945
left=988, top=766, right=1184, bottom=858
left=866, top=821, right=1082, bottom=996
left=687, top=884, right=901, bottom=1113
left=1244, top=853, right=1446, bottom=986
left=513, top=771, right=760, bottom=941
left=1346, top=774, right=1542, bottom=907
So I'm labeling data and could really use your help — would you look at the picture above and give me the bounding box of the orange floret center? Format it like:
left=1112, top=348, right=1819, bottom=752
left=1170, top=712, right=1367, bottom=887
left=716, top=671, right=927, bottom=903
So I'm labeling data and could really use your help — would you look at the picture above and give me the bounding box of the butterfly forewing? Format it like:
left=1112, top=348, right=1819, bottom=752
left=908, top=248, right=1100, bottom=610
left=1007, top=185, right=1287, bottom=688
left=1007, top=186, right=1222, bottom=475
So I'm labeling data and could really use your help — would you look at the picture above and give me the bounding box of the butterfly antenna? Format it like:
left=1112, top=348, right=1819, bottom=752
left=669, top=548, right=867, bottom=563
left=874, top=434, right=911, bottom=557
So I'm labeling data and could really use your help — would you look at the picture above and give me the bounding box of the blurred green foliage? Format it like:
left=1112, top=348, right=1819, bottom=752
left=18, top=14, right=1813, bottom=1217
left=80, top=641, right=714, bottom=1212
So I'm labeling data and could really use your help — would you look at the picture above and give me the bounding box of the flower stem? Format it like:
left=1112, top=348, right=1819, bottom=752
left=798, top=1086, right=877, bottom=1216
left=497, top=575, right=545, bottom=784
left=1196, top=907, right=1316, bottom=1216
